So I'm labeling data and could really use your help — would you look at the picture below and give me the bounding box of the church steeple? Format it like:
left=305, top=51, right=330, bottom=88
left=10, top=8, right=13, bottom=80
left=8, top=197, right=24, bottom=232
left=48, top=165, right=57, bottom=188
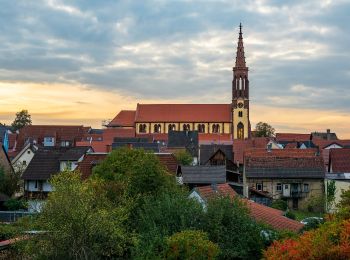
left=232, top=23, right=251, bottom=140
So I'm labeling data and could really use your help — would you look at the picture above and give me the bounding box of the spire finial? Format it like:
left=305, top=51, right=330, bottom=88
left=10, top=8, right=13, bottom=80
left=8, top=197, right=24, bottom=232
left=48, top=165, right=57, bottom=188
left=239, top=22, right=242, bottom=34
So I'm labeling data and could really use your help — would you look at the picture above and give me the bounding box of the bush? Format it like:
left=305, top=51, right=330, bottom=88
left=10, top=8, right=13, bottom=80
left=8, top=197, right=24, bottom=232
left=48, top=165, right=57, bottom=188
left=4, top=199, right=27, bottom=211
left=285, top=210, right=296, bottom=220
left=174, top=150, right=193, bottom=165
left=164, top=230, right=220, bottom=260
left=271, top=199, right=287, bottom=211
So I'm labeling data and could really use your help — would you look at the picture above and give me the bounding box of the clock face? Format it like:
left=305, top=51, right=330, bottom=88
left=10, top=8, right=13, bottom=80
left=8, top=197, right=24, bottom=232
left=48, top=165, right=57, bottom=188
left=238, top=102, right=244, bottom=108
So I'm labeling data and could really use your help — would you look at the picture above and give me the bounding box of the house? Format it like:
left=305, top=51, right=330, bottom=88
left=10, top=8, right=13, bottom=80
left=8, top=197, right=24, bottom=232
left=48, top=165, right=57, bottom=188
left=189, top=183, right=303, bottom=232
left=311, top=129, right=338, bottom=141
left=22, top=146, right=92, bottom=212
left=243, top=149, right=325, bottom=210
left=76, top=153, right=108, bottom=179
left=155, top=153, right=179, bottom=175
left=168, top=131, right=199, bottom=161
left=180, top=165, right=226, bottom=188
left=11, top=143, right=38, bottom=172
left=275, top=133, right=311, bottom=142
left=328, top=148, right=350, bottom=173
left=112, top=137, right=161, bottom=152
left=325, top=173, right=350, bottom=212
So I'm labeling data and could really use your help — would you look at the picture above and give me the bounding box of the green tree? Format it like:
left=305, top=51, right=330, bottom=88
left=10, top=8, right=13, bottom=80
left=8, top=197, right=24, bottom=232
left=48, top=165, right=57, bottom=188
left=132, top=190, right=204, bottom=259
left=92, top=148, right=175, bottom=198
left=11, top=109, right=32, bottom=131
left=203, top=197, right=265, bottom=259
left=326, top=180, right=337, bottom=212
left=0, top=166, right=21, bottom=197
left=26, top=171, right=134, bottom=259
left=164, top=230, right=220, bottom=260
left=255, top=122, right=275, bottom=137
left=335, top=187, right=350, bottom=220
left=174, top=150, right=193, bottom=165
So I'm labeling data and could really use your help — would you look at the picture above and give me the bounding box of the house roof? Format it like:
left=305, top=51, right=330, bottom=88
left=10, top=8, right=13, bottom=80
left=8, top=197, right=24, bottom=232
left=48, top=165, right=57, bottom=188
left=245, top=149, right=324, bottom=179
left=112, top=142, right=160, bottom=152
left=276, top=133, right=311, bottom=142
left=59, top=146, right=92, bottom=161
left=135, top=104, right=232, bottom=123
left=108, top=110, right=136, bottom=127
left=11, top=143, right=38, bottom=164
left=329, top=148, right=350, bottom=173
left=198, top=133, right=233, bottom=144
left=312, top=139, right=350, bottom=149
left=232, top=137, right=271, bottom=163
left=193, top=184, right=303, bottom=232
left=311, top=131, right=338, bottom=141
left=181, top=165, right=226, bottom=184
left=168, top=131, right=199, bottom=157
left=155, top=153, right=178, bottom=174
left=22, top=148, right=67, bottom=180
left=199, top=144, right=233, bottom=165
left=76, top=153, right=108, bottom=179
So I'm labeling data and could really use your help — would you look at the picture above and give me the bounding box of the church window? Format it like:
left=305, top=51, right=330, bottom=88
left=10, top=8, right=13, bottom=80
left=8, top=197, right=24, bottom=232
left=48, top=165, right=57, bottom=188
left=154, top=124, right=161, bottom=133
left=238, top=111, right=243, bottom=117
left=197, top=124, right=205, bottom=133
left=139, top=124, right=147, bottom=133
left=237, top=122, right=244, bottom=139
left=183, top=124, right=190, bottom=131
left=168, top=124, right=176, bottom=132
left=212, top=124, right=220, bottom=133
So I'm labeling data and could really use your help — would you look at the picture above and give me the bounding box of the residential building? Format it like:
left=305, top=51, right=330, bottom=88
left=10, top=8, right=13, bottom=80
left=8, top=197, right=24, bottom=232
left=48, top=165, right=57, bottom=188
left=180, top=165, right=226, bottom=188
left=325, top=173, right=350, bottom=212
left=243, top=149, right=325, bottom=210
left=11, top=143, right=38, bottom=172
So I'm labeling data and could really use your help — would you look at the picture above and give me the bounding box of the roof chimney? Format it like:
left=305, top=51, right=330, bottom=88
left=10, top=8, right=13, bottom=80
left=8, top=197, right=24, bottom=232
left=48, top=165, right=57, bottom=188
left=327, top=129, right=331, bottom=140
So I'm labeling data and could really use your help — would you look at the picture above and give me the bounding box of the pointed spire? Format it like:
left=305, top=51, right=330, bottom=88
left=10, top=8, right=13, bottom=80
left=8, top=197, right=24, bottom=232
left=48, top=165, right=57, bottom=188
left=235, top=23, right=246, bottom=69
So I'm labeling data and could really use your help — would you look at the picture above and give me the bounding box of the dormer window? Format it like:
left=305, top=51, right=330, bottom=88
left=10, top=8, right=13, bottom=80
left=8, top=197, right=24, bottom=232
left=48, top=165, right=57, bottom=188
left=61, top=141, right=70, bottom=147
left=44, top=137, right=55, bottom=147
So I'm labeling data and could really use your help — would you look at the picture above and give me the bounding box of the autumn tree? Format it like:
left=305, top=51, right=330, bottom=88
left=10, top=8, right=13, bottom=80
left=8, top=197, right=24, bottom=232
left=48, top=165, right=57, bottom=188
left=11, top=109, right=32, bottom=131
left=255, top=122, right=275, bottom=137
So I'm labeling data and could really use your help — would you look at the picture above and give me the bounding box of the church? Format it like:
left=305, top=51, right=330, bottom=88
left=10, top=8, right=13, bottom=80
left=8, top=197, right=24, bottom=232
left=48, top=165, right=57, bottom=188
left=108, top=24, right=251, bottom=143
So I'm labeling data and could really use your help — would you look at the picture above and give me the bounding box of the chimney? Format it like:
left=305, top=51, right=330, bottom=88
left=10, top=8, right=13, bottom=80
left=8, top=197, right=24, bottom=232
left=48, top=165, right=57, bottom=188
left=326, top=129, right=331, bottom=140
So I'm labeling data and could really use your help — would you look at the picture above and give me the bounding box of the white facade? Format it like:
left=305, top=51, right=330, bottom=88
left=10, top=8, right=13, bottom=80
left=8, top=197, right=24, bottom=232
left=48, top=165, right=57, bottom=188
left=12, top=144, right=37, bottom=172
left=26, top=180, right=53, bottom=192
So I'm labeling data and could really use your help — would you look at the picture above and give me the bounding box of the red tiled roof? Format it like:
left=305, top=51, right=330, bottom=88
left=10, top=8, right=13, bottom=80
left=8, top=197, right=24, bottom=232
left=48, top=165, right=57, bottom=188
left=232, top=137, right=271, bottom=163
left=312, top=139, right=350, bottom=149
left=135, top=104, right=232, bottom=123
left=76, top=153, right=107, bottom=179
left=244, top=148, right=318, bottom=158
left=329, top=148, right=350, bottom=173
left=199, top=134, right=232, bottom=144
left=108, top=110, right=136, bottom=127
left=284, top=142, right=298, bottom=149
left=195, top=184, right=303, bottom=232
left=276, top=133, right=311, bottom=142
left=156, top=153, right=178, bottom=174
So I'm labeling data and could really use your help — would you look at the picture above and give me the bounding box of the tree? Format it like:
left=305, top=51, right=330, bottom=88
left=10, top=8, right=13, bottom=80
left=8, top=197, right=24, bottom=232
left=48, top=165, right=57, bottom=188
left=25, top=171, right=134, bottom=259
left=0, top=166, right=21, bottom=197
left=203, top=197, right=265, bottom=259
left=164, top=230, right=220, bottom=260
left=11, top=109, right=32, bottom=131
left=326, top=180, right=337, bottom=212
left=174, top=150, right=193, bottom=165
left=255, top=122, right=275, bottom=137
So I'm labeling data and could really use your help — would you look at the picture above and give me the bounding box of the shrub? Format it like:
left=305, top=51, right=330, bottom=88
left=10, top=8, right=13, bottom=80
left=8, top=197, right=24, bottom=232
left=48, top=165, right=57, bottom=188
left=285, top=210, right=296, bottom=220
left=164, top=230, right=220, bottom=260
left=4, top=199, right=27, bottom=211
left=271, top=199, right=287, bottom=211
left=174, top=150, right=193, bottom=165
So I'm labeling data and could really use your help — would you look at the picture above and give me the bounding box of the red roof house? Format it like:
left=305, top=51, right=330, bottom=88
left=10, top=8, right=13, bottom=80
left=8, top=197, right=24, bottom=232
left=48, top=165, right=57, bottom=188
left=329, top=148, right=350, bottom=173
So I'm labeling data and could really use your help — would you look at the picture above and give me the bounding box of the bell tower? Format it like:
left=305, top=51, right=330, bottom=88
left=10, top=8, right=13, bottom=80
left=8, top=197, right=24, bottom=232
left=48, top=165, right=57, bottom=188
left=232, top=23, right=251, bottom=139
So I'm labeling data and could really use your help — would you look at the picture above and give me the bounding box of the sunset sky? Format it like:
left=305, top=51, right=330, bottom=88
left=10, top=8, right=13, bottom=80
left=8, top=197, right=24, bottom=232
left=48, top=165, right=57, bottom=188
left=0, top=0, right=349, bottom=137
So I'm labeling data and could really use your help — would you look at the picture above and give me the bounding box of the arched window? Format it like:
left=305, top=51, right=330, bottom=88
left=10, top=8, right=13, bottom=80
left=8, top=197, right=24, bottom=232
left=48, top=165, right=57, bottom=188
left=168, top=124, right=176, bottom=132
left=212, top=124, right=220, bottom=133
left=183, top=124, right=190, bottom=131
left=197, top=123, right=205, bottom=133
left=154, top=124, right=161, bottom=133
left=237, top=122, right=244, bottom=139
left=139, top=124, right=147, bottom=133
left=238, top=111, right=243, bottom=117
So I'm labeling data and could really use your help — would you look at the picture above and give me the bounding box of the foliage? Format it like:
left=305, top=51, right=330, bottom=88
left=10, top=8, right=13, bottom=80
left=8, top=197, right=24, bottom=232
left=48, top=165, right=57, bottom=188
left=254, top=122, right=275, bottom=137
left=24, top=171, right=134, bottom=259
left=327, top=180, right=337, bottom=212
left=92, top=148, right=175, bottom=199
left=174, top=150, right=193, bottom=165
left=335, top=187, right=350, bottom=220
left=306, top=194, right=325, bottom=213
left=11, top=109, right=32, bottom=131
left=301, top=217, right=324, bottom=232
left=4, top=198, right=27, bottom=211
left=0, top=166, right=21, bottom=197
left=271, top=199, right=287, bottom=211
left=132, top=190, right=204, bottom=259
left=164, top=230, right=220, bottom=260
left=264, top=219, right=350, bottom=260
left=290, top=210, right=323, bottom=221
left=285, top=210, right=296, bottom=220
left=203, top=197, right=265, bottom=259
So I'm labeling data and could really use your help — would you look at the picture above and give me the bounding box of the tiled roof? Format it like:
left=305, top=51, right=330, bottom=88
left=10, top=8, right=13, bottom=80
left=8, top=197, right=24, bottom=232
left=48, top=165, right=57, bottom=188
left=276, top=133, right=311, bottom=142
left=232, top=137, right=270, bottom=163
left=198, top=134, right=232, bottom=144
left=8, top=133, right=17, bottom=150
left=312, top=139, right=350, bottom=149
left=156, top=153, right=178, bottom=174
left=182, top=165, right=226, bottom=184
left=329, top=148, right=350, bottom=173
left=245, top=149, right=324, bottom=179
left=108, top=110, right=136, bottom=127
left=59, top=146, right=92, bottom=161
left=17, top=125, right=90, bottom=150
left=76, top=153, right=107, bottom=179
left=199, top=144, right=233, bottom=165
left=22, top=148, right=66, bottom=180
left=194, top=184, right=303, bottom=232
left=135, top=104, right=232, bottom=122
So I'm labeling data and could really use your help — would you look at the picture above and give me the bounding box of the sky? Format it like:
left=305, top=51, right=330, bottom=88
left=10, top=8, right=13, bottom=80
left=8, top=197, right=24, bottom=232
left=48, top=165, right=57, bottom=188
left=0, top=0, right=349, bottom=137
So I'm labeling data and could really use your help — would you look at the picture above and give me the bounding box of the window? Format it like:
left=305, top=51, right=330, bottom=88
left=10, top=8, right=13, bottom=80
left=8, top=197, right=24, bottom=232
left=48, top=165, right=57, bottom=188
left=303, top=183, right=309, bottom=192
left=44, top=137, right=55, bottom=147
left=139, top=124, right=147, bottom=133
left=35, top=180, right=38, bottom=189
left=256, top=183, right=263, bottom=191
left=154, top=124, right=161, bottom=133
left=61, top=141, right=70, bottom=147
left=168, top=124, right=176, bottom=132
left=212, top=124, right=220, bottom=133
left=237, top=122, right=244, bottom=139
left=276, top=183, right=282, bottom=192
left=183, top=124, right=190, bottom=131
left=197, top=124, right=205, bottom=133
left=22, top=160, right=27, bottom=166
left=238, top=111, right=243, bottom=117
left=27, top=150, right=31, bottom=154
